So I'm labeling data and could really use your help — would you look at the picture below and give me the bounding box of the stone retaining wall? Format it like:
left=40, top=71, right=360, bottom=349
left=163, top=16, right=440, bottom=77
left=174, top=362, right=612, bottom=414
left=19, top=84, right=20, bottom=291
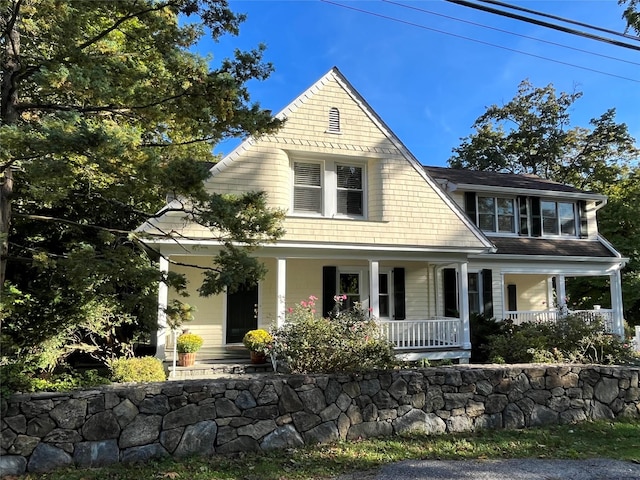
left=1, top=364, right=639, bottom=475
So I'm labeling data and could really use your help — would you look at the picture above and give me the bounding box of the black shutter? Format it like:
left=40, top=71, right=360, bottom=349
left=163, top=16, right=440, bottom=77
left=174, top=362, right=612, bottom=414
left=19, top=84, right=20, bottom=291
left=518, top=196, right=529, bottom=236
left=578, top=200, right=589, bottom=238
left=393, top=268, right=406, bottom=320
left=481, top=269, right=493, bottom=318
left=507, top=284, right=518, bottom=312
left=531, top=196, right=542, bottom=237
left=322, top=266, right=337, bottom=317
left=464, top=192, right=477, bottom=224
left=443, top=268, right=458, bottom=317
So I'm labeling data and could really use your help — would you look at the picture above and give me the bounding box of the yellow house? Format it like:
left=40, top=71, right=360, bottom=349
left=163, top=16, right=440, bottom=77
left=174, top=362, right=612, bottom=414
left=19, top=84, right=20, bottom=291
left=140, top=68, right=626, bottom=364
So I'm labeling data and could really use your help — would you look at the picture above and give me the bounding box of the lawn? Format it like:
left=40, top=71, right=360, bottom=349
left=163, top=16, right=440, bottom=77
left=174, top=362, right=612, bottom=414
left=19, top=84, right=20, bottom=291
left=21, top=419, right=640, bottom=480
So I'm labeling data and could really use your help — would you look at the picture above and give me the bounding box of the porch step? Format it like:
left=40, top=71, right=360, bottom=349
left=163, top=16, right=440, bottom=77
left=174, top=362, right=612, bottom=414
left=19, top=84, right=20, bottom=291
left=167, top=360, right=273, bottom=380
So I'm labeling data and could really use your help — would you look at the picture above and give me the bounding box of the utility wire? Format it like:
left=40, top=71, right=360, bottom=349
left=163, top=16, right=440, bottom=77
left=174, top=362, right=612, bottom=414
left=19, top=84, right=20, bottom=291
left=446, top=0, right=640, bottom=52
left=320, top=0, right=640, bottom=83
left=384, top=0, right=640, bottom=67
left=479, top=0, right=640, bottom=43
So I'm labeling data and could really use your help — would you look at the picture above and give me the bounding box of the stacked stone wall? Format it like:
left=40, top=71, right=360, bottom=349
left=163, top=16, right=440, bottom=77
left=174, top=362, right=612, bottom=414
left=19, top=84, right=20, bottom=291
left=1, top=364, right=639, bottom=475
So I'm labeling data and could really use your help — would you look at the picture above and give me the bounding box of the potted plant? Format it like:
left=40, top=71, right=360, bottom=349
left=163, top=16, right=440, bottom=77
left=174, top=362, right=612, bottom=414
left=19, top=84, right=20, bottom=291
left=242, top=329, right=273, bottom=364
left=176, top=332, right=203, bottom=367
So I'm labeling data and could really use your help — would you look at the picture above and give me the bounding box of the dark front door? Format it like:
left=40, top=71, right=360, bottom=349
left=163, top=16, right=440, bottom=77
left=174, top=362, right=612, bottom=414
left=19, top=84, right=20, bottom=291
left=226, top=284, right=258, bottom=344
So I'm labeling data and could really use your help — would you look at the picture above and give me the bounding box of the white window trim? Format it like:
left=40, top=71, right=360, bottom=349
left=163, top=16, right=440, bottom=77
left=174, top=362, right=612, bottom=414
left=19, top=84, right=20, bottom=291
left=337, top=267, right=370, bottom=310
left=289, top=157, right=367, bottom=220
left=477, top=195, right=518, bottom=236
left=541, top=199, right=578, bottom=238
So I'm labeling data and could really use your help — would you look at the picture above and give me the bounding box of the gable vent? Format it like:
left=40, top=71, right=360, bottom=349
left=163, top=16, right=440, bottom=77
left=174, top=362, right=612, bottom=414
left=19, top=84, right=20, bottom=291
left=328, top=107, right=340, bottom=133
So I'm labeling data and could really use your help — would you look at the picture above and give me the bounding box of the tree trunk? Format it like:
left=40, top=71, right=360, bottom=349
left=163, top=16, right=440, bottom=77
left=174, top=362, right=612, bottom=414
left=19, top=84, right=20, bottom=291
left=0, top=3, right=21, bottom=289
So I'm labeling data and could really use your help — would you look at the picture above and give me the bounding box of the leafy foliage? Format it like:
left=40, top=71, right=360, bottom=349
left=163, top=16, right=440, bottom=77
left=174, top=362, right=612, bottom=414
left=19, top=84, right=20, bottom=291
left=621, top=0, right=640, bottom=33
left=484, top=315, right=636, bottom=365
left=110, top=356, right=166, bottom=383
left=448, top=79, right=640, bottom=326
left=176, top=333, right=204, bottom=353
left=271, top=296, right=396, bottom=374
left=242, top=329, right=273, bottom=355
left=0, top=0, right=285, bottom=373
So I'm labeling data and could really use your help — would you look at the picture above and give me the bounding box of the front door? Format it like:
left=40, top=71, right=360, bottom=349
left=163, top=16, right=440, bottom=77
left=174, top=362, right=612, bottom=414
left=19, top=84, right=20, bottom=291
left=226, top=284, right=258, bottom=344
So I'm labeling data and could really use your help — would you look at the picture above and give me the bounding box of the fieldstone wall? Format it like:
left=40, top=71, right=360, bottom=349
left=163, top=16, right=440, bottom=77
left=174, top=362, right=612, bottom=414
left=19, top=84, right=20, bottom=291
left=1, top=364, right=639, bottom=475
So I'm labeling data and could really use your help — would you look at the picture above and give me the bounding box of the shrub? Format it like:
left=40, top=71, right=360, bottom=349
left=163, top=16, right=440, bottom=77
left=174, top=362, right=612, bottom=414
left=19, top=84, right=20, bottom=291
left=485, top=315, right=636, bottom=365
left=469, top=313, right=503, bottom=363
left=110, top=356, right=166, bottom=383
left=271, top=295, right=396, bottom=374
left=242, top=329, right=273, bottom=355
left=0, top=361, right=110, bottom=397
left=176, top=333, right=203, bottom=353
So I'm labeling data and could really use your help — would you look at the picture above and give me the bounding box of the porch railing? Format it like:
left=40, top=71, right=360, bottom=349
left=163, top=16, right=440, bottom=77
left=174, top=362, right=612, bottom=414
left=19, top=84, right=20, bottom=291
left=378, top=318, right=462, bottom=350
left=505, top=309, right=614, bottom=332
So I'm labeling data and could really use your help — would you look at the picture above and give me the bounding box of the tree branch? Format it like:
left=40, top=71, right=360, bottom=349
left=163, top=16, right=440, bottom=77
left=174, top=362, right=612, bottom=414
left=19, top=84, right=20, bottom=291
left=14, top=213, right=133, bottom=235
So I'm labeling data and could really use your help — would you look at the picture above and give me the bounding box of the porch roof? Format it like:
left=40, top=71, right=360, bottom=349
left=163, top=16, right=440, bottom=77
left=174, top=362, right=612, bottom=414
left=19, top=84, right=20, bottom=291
left=489, top=237, right=617, bottom=257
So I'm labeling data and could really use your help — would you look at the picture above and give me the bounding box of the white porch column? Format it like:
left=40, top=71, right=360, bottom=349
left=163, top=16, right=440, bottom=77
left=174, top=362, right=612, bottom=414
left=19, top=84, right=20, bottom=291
left=610, top=269, right=625, bottom=338
left=458, top=262, right=471, bottom=351
left=276, top=258, right=287, bottom=327
left=369, top=260, right=379, bottom=319
left=556, top=275, right=567, bottom=311
left=155, top=256, right=169, bottom=360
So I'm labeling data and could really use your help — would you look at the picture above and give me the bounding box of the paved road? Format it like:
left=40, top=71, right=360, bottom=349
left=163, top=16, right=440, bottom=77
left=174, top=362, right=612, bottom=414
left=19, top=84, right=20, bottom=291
left=337, top=459, right=640, bottom=480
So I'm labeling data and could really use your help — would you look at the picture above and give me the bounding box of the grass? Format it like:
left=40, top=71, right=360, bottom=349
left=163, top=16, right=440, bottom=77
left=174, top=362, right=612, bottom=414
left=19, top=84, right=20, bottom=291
left=22, top=419, right=640, bottom=480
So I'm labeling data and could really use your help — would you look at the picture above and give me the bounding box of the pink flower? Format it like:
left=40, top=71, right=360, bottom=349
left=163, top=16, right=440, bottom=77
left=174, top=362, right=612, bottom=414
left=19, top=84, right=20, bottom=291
left=300, top=301, right=307, bottom=307
left=309, top=295, right=318, bottom=301
left=368, top=307, right=373, bottom=312
left=288, top=307, right=293, bottom=313
left=311, top=309, right=316, bottom=314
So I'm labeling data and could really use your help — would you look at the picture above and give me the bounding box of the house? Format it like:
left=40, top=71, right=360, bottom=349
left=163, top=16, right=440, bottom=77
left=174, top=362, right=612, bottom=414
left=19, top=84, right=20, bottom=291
left=139, top=67, right=627, bottom=364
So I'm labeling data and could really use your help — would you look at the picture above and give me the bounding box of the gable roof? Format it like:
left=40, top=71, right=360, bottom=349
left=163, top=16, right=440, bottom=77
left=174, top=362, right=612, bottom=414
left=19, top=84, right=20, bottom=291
left=488, top=237, right=618, bottom=258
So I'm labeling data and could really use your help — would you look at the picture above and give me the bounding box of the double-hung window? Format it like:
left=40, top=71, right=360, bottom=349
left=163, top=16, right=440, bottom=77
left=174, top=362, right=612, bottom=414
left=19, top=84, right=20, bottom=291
left=292, top=160, right=365, bottom=218
left=336, top=164, right=363, bottom=216
left=293, top=162, right=322, bottom=214
left=542, top=201, right=576, bottom=236
left=477, top=196, right=516, bottom=233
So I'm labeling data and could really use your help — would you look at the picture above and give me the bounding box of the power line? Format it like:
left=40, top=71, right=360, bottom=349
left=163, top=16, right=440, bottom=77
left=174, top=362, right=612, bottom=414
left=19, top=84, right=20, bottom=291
left=383, top=0, right=640, bottom=67
left=319, top=0, right=640, bottom=84
left=479, top=0, right=640, bottom=43
left=447, top=0, right=640, bottom=52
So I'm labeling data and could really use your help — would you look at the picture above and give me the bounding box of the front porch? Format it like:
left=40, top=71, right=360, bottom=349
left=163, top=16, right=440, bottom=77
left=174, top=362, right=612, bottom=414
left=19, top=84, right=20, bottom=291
left=505, top=308, right=615, bottom=332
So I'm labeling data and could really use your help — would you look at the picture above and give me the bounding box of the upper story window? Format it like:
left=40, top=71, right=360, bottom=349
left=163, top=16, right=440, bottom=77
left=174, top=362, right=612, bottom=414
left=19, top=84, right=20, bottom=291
left=293, top=162, right=322, bottom=214
left=465, top=192, right=582, bottom=238
left=542, top=200, right=576, bottom=236
left=477, top=196, right=515, bottom=233
left=291, top=159, right=366, bottom=218
left=337, top=165, right=363, bottom=216
left=328, top=107, right=340, bottom=133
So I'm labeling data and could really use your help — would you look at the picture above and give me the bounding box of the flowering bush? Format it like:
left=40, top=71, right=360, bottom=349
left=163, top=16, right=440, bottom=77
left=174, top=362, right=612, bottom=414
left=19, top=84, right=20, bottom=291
left=271, top=295, right=395, bottom=373
left=176, top=333, right=203, bottom=353
left=242, top=329, right=273, bottom=355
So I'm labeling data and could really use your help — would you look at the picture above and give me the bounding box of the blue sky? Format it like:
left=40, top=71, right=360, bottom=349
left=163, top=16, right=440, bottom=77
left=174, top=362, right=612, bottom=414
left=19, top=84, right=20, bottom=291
left=195, top=1, right=640, bottom=167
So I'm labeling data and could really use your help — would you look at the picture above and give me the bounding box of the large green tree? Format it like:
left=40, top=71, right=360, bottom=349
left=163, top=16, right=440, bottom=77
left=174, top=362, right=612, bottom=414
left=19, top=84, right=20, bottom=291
left=0, top=0, right=284, bottom=369
left=449, top=80, right=640, bottom=325
left=621, top=0, right=640, bottom=33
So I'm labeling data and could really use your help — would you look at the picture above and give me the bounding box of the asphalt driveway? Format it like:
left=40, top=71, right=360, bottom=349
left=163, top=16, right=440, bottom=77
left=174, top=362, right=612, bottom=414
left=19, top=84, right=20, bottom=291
left=337, top=458, right=640, bottom=480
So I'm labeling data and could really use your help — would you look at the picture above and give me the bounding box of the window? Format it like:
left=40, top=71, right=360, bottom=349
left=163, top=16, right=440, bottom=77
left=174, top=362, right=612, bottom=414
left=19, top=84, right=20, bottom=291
left=468, top=272, right=481, bottom=315
left=379, top=273, right=390, bottom=318
left=339, top=272, right=361, bottom=310
left=337, top=164, right=363, bottom=216
left=542, top=201, right=576, bottom=236
left=477, top=196, right=516, bottom=233
left=328, top=107, right=340, bottom=133
left=293, top=162, right=322, bottom=213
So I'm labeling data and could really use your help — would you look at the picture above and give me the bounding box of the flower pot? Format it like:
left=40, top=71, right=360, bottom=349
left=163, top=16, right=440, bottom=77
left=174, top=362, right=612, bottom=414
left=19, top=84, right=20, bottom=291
left=250, top=351, right=266, bottom=364
left=178, top=352, right=196, bottom=367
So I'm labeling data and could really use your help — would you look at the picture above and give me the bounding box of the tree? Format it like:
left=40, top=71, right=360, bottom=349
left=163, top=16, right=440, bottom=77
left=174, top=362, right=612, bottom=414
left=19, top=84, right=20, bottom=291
left=620, top=0, right=640, bottom=34
left=0, top=0, right=285, bottom=369
left=449, top=80, right=640, bottom=325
